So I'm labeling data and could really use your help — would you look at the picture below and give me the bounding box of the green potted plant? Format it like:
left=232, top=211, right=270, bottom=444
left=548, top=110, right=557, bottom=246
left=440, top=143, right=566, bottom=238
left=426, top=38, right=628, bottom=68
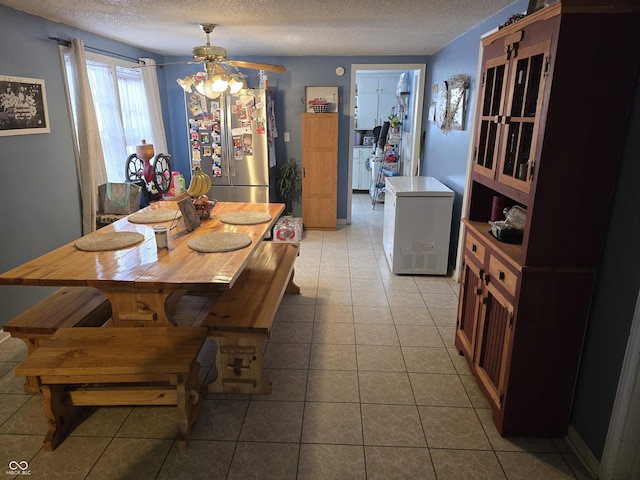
left=277, top=157, right=302, bottom=215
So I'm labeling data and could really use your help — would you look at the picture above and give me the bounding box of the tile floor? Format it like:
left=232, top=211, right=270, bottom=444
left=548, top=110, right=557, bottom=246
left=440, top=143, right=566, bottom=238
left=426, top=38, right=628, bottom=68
left=0, top=194, right=593, bottom=479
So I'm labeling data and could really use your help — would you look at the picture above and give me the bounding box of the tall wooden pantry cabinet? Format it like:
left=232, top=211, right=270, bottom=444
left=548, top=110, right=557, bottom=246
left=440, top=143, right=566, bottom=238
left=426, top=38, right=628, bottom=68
left=455, top=1, right=640, bottom=437
left=302, top=112, right=338, bottom=230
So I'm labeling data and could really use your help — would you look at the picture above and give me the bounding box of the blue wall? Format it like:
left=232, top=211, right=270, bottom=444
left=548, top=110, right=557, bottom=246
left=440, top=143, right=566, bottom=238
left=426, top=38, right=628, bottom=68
left=420, top=0, right=529, bottom=267
left=569, top=78, right=640, bottom=460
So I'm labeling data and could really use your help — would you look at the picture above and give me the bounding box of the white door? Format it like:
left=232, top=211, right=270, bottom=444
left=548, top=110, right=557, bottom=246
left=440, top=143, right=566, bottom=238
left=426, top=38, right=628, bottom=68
left=357, top=92, right=379, bottom=129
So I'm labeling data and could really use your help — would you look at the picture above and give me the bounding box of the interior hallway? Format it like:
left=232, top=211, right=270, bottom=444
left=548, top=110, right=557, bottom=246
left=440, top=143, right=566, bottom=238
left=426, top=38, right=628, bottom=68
left=0, top=194, right=592, bottom=479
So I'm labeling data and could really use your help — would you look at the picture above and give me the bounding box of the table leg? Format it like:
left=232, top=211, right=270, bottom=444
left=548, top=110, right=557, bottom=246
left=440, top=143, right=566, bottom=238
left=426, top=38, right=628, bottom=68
left=100, top=287, right=187, bottom=327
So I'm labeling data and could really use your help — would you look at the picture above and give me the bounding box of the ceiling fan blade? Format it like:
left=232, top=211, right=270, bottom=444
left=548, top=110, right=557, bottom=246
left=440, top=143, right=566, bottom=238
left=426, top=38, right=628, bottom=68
left=139, top=60, right=200, bottom=68
left=226, top=59, right=286, bottom=73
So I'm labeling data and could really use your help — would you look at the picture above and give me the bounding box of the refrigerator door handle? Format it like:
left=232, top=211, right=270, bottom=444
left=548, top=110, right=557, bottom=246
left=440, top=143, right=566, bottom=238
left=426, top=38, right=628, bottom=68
left=228, top=149, right=236, bottom=178
left=225, top=94, right=236, bottom=178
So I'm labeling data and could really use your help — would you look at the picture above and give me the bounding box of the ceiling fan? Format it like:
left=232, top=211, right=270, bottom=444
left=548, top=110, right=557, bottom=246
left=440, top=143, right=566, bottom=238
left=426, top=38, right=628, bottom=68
left=192, top=24, right=286, bottom=74
left=171, top=23, right=286, bottom=99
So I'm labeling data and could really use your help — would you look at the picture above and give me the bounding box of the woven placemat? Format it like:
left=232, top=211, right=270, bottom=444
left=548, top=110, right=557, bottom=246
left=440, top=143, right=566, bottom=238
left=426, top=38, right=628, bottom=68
left=76, top=232, right=145, bottom=252
left=128, top=209, right=182, bottom=224
left=188, top=233, right=252, bottom=253
left=220, top=212, right=272, bottom=225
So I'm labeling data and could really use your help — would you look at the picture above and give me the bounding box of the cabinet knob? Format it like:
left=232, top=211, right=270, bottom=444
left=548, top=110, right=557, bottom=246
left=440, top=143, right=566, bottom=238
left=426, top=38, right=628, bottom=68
left=499, top=271, right=505, bottom=280
left=471, top=244, right=477, bottom=252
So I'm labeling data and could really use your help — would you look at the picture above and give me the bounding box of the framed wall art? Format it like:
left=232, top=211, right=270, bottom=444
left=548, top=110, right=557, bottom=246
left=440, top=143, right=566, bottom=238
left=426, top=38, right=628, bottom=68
left=0, top=75, right=50, bottom=136
left=305, top=86, right=338, bottom=113
left=433, top=74, right=470, bottom=133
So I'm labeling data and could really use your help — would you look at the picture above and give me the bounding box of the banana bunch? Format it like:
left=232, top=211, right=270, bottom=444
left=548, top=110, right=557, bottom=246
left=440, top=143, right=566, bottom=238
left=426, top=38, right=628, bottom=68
left=187, top=167, right=211, bottom=197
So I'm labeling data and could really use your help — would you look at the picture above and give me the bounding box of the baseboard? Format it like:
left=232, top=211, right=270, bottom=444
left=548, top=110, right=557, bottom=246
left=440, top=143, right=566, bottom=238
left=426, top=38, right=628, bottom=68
left=566, top=425, right=600, bottom=479
left=0, top=329, right=10, bottom=345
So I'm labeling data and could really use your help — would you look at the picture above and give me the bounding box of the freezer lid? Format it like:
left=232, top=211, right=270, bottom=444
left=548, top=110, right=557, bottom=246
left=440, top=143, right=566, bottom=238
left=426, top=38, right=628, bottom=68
left=385, top=176, right=454, bottom=197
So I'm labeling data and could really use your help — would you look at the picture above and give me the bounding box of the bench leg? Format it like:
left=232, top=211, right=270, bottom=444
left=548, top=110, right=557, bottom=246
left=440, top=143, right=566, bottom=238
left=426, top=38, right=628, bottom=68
left=23, top=376, right=42, bottom=394
left=175, top=362, right=204, bottom=450
left=13, top=338, right=43, bottom=393
left=285, top=269, right=301, bottom=295
left=41, top=385, right=84, bottom=452
left=208, top=336, right=272, bottom=395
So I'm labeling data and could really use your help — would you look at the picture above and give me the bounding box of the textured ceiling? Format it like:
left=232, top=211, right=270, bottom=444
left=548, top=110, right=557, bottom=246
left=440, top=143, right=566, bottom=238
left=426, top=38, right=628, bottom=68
left=0, top=0, right=517, bottom=57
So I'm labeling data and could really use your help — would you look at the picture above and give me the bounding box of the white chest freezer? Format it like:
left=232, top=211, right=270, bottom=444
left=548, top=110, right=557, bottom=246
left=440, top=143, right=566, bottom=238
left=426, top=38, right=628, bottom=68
left=382, top=176, right=454, bottom=275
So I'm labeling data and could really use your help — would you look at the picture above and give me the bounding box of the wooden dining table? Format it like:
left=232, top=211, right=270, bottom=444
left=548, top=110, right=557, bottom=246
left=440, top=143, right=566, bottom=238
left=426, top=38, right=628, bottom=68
left=0, top=201, right=285, bottom=327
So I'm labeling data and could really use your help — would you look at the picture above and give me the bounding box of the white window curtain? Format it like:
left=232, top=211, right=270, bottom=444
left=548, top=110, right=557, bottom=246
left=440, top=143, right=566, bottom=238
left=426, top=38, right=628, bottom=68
left=117, top=67, right=153, bottom=153
left=60, top=45, right=169, bottom=235
left=60, top=38, right=106, bottom=234
left=86, top=60, right=128, bottom=182
left=139, top=58, right=168, bottom=155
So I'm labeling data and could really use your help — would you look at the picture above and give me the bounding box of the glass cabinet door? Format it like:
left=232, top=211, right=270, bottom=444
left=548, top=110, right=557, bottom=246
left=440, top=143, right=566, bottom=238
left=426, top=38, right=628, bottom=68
left=474, top=56, right=508, bottom=179
left=498, top=41, right=550, bottom=193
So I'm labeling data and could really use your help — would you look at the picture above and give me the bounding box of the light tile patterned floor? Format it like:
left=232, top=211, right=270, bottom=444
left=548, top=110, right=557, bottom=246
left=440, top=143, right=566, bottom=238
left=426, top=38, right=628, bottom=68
left=0, top=194, right=593, bottom=479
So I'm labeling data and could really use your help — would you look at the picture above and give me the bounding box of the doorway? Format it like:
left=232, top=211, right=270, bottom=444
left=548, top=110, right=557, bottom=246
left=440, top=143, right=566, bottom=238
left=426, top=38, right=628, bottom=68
left=346, top=63, right=426, bottom=224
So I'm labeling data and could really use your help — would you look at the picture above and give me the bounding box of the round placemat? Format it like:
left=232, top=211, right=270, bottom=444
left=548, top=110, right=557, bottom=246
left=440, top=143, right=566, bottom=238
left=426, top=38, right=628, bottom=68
left=188, top=232, right=252, bottom=253
left=220, top=212, right=272, bottom=225
left=128, top=209, right=181, bottom=224
left=76, top=232, right=145, bottom=252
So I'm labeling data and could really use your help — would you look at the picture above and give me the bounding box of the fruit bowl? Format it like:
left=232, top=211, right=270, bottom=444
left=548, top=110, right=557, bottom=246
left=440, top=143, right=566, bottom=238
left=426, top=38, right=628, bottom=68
left=192, top=196, right=216, bottom=220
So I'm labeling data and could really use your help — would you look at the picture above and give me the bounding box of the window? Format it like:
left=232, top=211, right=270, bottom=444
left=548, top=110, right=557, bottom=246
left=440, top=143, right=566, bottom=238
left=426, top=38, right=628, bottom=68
left=64, top=52, right=154, bottom=182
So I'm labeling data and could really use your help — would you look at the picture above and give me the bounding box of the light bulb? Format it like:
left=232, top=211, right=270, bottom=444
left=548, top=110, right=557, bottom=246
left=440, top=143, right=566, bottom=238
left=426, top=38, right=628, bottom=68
left=211, top=75, right=229, bottom=93
left=196, top=77, right=220, bottom=99
left=228, top=77, right=244, bottom=94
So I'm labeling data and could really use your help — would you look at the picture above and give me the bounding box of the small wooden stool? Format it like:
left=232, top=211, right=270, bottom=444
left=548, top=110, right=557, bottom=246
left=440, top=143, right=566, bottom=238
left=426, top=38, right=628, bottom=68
left=15, top=327, right=207, bottom=451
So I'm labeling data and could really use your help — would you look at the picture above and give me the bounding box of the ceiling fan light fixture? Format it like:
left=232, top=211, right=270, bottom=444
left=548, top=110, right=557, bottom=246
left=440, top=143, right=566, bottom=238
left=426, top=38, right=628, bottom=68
left=211, top=74, right=229, bottom=93
left=228, top=76, right=244, bottom=94
left=192, top=76, right=220, bottom=99
left=177, top=74, right=195, bottom=93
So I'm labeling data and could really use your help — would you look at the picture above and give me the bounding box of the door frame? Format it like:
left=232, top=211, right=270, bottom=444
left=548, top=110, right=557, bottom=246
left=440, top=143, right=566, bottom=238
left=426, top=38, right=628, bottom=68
left=347, top=64, right=426, bottom=223
left=599, top=286, right=640, bottom=478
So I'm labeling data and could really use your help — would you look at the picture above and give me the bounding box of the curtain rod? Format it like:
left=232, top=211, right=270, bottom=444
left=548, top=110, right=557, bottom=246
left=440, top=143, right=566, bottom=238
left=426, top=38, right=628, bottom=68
left=49, top=36, right=145, bottom=64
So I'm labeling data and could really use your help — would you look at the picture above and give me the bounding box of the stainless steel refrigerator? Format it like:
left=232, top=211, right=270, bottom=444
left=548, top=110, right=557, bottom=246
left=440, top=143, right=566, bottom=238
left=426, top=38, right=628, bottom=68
left=186, top=88, right=274, bottom=202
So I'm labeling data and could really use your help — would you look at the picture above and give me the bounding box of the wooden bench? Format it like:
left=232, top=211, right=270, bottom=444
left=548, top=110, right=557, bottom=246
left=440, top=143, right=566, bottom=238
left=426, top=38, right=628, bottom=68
left=202, top=241, right=300, bottom=395
left=3, top=286, right=113, bottom=392
left=14, top=326, right=207, bottom=452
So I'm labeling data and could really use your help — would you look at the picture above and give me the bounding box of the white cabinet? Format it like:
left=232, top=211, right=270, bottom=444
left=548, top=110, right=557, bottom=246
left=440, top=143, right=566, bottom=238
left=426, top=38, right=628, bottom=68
left=352, top=147, right=372, bottom=191
left=356, top=74, right=400, bottom=129
left=383, top=177, right=454, bottom=275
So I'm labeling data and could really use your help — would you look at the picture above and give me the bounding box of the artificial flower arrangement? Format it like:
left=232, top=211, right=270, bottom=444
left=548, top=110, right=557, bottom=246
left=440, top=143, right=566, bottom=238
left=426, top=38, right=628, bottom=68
left=388, top=114, right=402, bottom=129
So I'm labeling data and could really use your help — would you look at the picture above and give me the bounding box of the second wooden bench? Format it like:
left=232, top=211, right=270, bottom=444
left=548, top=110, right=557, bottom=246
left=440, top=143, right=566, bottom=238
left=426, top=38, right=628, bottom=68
left=202, top=241, right=300, bottom=394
